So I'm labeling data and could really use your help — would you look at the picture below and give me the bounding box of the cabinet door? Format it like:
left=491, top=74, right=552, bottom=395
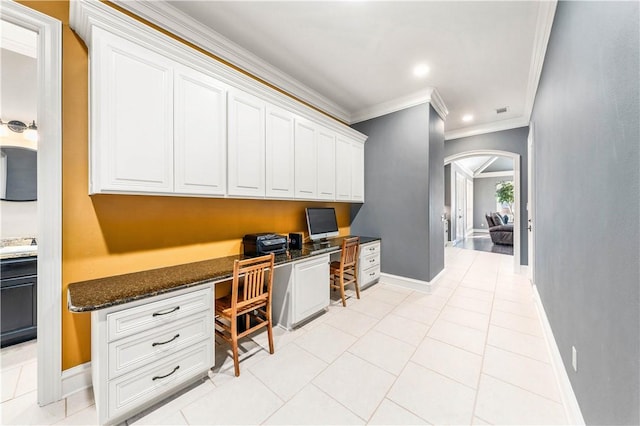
left=293, top=255, right=329, bottom=324
left=351, top=141, right=365, bottom=202
left=228, top=88, right=266, bottom=197
left=294, top=118, right=317, bottom=199
left=92, top=28, right=174, bottom=194
left=335, top=136, right=352, bottom=201
left=174, top=66, right=227, bottom=196
left=316, top=127, right=336, bottom=200
left=265, top=105, right=295, bottom=199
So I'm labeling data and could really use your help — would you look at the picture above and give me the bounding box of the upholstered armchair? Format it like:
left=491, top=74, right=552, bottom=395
left=485, top=213, right=514, bottom=245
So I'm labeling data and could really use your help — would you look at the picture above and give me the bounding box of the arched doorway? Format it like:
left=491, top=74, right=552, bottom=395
left=444, top=150, right=522, bottom=273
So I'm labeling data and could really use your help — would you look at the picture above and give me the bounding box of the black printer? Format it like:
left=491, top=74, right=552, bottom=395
left=242, top=233, right=288, bottom=256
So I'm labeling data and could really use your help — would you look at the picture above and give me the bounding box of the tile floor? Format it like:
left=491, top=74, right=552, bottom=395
left=0, top=247, right=569, bottom=425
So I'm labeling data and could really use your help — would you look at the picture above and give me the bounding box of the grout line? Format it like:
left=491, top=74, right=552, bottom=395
left=481, top=371, right=565, bottom=405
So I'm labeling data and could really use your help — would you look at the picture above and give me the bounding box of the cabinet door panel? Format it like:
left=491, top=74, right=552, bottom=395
left=293, top=255, right=329, bottom=323
left=228, top=89, right=266, bottom=197
left=266, top=106, right=295, bottom=198
left=316, top=128, right=336, bottom=200
left=351, top=142, right=365, bottom=202
left=93, top=29, right=173, bottom=193
left=174, top=66, right=226, bottom=195
left=335, top=136, right=352, bottom=201
left=294, top=119, right=317, bottom=199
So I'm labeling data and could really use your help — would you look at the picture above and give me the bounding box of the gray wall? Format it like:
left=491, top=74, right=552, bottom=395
left=351, top=103, right=443, bottom=282
left=473, top=175, right=513, bottom=230
left=445, top=126, right=528, bottom=265
left=427, top=106, right=445, bottom=280
left=530, top=2, right=639, bottom=424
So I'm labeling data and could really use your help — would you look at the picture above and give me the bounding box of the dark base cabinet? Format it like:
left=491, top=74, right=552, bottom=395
left=1, top=256, right=37, bottom=347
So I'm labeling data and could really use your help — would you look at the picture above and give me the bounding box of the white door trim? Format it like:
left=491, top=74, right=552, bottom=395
left=445, top=150, right=521, bottom=273
left=2, top=1, right=63, bottom=406
left=527, top=124, right=536, bottom=282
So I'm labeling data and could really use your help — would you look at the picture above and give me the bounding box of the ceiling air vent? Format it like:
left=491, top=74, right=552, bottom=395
left=496, top=107, right=508, bottom=114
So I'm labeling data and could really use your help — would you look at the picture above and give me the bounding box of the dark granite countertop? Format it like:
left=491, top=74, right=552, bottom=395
left=67, top=236, right=380, bottom=312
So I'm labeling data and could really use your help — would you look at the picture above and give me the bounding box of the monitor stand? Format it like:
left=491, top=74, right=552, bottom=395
left=313, top=238, right=331, bottom=248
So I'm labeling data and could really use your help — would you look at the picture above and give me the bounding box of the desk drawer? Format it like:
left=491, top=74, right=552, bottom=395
left=108, top=312, right=211, bottom=379
left=360, top=265, right=381, bottom=287
left=108, top=339, right=212, bottom=421
left=107, top=287, right=211, bottom=342
left=360, top=253, right=380, bottom=269
left=360, top=242, right=380, bottom=257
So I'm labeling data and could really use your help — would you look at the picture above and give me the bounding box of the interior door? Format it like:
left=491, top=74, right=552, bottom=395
left=455, top=172, right=466, bottom=242
left=527, top=124, right=535, bottom=282
left=466, top=178, right=474, bottom=235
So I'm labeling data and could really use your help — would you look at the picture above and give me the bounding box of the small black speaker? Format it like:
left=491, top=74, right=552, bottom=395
left=289, top=232, right=303, bottom=250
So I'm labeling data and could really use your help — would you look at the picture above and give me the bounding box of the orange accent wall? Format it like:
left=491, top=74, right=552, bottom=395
left=17, top=1, right=351, bottom=370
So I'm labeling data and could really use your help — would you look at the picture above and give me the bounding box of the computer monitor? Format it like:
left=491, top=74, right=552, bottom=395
left=305, top=207, right=339, bottom=242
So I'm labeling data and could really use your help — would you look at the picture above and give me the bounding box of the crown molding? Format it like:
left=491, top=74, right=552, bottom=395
left=109, top=0, right=351, bottom=123
left=445, top=116, right=530, bottom=141
left=350, top=88, right=449, bottom=124
left=69, top=0, right=366, bottom=143
left=475, top=171, right=514, bottom=179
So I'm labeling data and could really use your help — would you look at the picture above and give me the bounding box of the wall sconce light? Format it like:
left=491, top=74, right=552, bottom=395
left=0, top=118, right=38, bottom=142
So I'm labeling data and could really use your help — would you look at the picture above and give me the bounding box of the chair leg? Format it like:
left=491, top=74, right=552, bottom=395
left=231, top=321, right=240, bottom=377
left=267, top=320, right=275, bottom=354
left=354, top=274, right=361, bottom=300
left=339, top=275, right=347, bottom=307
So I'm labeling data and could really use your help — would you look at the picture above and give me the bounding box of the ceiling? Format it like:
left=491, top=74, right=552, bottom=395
left=114, top=1, right=556, bottom=138
left=454, top=155, right=513, bottom=177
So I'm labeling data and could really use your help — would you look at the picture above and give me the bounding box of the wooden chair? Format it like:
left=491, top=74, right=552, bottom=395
left=214, top=253, right=275, bottom=377
left=330, top=237, right=360, bottom=307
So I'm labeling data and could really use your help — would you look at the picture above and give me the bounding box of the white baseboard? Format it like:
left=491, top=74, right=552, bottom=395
left=61, top=362, right=92, bottom=398
left=473, top=228, right=490, bottom=234
left=532, top=285, right=585, bottom=425
left=380, top=272, right=431, bottom=293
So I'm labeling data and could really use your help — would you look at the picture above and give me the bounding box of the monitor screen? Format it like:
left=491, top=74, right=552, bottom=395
left=305, top=207, right=339, bottom=241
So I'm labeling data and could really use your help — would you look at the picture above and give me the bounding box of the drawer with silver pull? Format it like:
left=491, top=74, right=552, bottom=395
left=360, top=242, right=380, bottom=256
left=108, top=312, right=211, bottom=379
left=107, top=339, right=212, bottom=420
left=107, top=287, right=211, bottom=341
left=360, top=265, right=381, bottom=286
left=361, top=252, right=380, bottom=269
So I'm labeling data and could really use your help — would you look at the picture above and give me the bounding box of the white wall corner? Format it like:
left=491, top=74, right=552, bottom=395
left=61, top=362, right=92, bottom=398
left=532, top=285, right=586, bottom=426
left=351, top=88, right=448, bottom=124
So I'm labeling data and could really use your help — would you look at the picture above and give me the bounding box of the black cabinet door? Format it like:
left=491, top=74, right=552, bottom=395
left=1, top=257, right=37, bottom=347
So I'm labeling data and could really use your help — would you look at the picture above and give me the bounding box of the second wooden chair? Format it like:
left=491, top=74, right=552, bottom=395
left=330, top=236, right=361, bottom=307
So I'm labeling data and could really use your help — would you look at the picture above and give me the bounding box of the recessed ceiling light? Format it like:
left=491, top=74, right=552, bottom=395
left=462, top=114, right=474, bottom=122
left=413, top=64, right=430, bottom=77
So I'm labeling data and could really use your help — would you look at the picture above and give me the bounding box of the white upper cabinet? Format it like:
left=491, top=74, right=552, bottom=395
left=335, top=136, right=352, bottom=201
left=91, top=28, right=174, bottom=194
left=265, top=105, right=295, bottom=199
left=294, top=118, right=317, bottom=199
left=351, top=141, right=365, bottom=202
left=227, top=88, right=266, bottom=197
left=174, top=65, right=227, bottom=196
left=316, top=127, right=336, bottom=200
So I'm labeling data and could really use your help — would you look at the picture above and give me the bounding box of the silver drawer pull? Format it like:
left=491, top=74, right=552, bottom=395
left=152, top=334, right=180, bottom=347
left=152, top=306, right=180, bottom=317
left=369, top=272, right=376, bottom=277
left=152, top=365, right=180, bottom=381
left=369, top=247, right=375, bottom=251
left=369, top=259, right=375, bottom=263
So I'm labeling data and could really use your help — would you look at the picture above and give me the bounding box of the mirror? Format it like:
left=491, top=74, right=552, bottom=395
left=0, top=146, right=37, bottom=201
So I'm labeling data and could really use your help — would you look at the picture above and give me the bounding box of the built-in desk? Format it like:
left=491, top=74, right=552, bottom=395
left=67, top=235, right=380, bottom=425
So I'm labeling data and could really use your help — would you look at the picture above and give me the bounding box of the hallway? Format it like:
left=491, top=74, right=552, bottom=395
left=1, top=247, right=568, bottom=425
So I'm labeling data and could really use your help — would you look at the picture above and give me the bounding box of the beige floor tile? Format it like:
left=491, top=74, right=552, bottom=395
left=487, top=326, right=550, bottom=363
left=250, top=324, right=307, bottom=352
left=0, top=340, right=37, bottom=371
left=473, top=416, right=493, bottom=425
left=1, top=366, right=20, bottom=402
left=367, top=286, right=412, bottom=306
left=0, top=390, right=66, bottom=425
left=392, top=303, right=440, bottom=325
left=490, top=310, right=543, bottom=337
left=248, top=343, right=327, bottom=401
left=313, top=352, right=395, bottom=420
left=411, top=293, right=449, bottom=310
left=367, top=398, right=429, bottom=425
left=474, top=374, right=567, bottom=425
left=482, top=346, right=561, bottom=401
left=493, top=299, right=538, bottom=319
left=294, top=323, right=357, bottom=363
left=431, top=277, right=461, bottom=289
left=440, top=305, right=490, bottom=332
left=460, top=278, right=496, bottom=292
left=437, top=267, right=468, bottom=282
left=374, top=314, right=430, bottom=347
left=348, top=297, right=396, bottom=319
left=132, top=409, right=186, bottom=425
left=14, top=361, right=37, bottom=398
left=53, top=404, right=98, bottom=425
left=427, top=319, right=486, bottom=355
left=411, top=337, right=482, bottom=389
left=65, top=387, right=94, bottom=417
left=388, top=362, right=475, bottom=425
left=324, top=309, right=380, bottom=338
left=429, top=284, right=456, bottom=299
left=348, top=330, right=415, bottom=375
left=447, top=294, right=493, bottom=315
left=454, top=286, right=494, bottom=302
left=263, top=384, right=363, bottom=425
left=181, top=373, right=282, bottom=425
left=211, top=338, right=272, bottom=385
